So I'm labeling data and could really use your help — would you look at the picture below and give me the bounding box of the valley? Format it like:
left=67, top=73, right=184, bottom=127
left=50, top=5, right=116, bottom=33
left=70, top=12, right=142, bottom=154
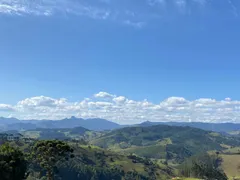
left=1, top=121, right=240, bottom=179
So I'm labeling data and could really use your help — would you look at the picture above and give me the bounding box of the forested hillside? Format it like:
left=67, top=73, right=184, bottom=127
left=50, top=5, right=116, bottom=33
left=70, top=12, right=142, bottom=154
left=91, top=125, right=240, bottom=163
left=0, top=140, right=173, bottom=180
left=1, top=124, right=240, bottom=179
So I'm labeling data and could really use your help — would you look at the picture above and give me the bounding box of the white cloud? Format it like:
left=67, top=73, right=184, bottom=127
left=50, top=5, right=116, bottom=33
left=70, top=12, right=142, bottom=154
left=1, top=92, right=240, bottom=124
left=94, top=92, right=115, bottom=98
left=113, top=96, right=127, bottom=104
left=17, top=96, right=67, bottom=108
left=225, top=97, right=231, bottom=101
left=0, top=104, right=15, bottom=112
left=160, top=97, right=189, bottom=107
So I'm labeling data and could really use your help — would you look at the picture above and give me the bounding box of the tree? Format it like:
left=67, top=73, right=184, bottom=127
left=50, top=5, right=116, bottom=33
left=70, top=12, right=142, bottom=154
left=31, top=140, right=74, bottom=180
left=180, top=153, right=227, bottom=180
left=0, top=143, right=28, bottom=180
left=191, top=154, right=227, bottom=180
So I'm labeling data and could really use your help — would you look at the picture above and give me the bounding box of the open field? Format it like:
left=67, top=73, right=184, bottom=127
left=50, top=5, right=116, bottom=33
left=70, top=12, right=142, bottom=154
left=223, top=146, right=240, bottom=154
left=221, top=154, right=240, bottom=179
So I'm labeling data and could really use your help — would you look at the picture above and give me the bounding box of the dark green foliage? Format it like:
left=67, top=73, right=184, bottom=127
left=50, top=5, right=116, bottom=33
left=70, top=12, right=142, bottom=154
left=124, top=170, right=149, bottom=180
left=180, top=153, right=227, bottom=180
left=0, top=143, right=28, bottom=180
left=57, top=161, right=123, bottom=180
left=30, top=140, right=73, bottom=180
left=58, top=162, right=151, bottom=180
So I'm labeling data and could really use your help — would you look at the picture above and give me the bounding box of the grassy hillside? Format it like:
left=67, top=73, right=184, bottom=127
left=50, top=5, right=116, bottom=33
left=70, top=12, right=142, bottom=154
left=221, top=154, right=240, bottom=179
left=229, top=131, right=240, bottom=137
left=223, top=146, right=240, bottom=154
left=218, top=146, right=240, bottom=179
left=91, top=125, right=240, bottom=163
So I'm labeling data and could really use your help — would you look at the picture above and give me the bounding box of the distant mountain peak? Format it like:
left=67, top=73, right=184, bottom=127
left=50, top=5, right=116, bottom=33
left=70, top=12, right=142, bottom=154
left=145, top=120, right=151, bottom=123
left=141, top=121, right=152, bottom=125
left=70, top=116, right=78, bottom=120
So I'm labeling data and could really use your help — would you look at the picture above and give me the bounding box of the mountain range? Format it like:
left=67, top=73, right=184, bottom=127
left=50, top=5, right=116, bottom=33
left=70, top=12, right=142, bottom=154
left=0, top=116, right=240, bottom=133
left=0, top=116, right=119, bottom=131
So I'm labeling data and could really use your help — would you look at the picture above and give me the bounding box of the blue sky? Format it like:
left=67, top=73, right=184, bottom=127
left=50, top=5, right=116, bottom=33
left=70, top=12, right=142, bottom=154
left=0, top=0, right=240, bottom=123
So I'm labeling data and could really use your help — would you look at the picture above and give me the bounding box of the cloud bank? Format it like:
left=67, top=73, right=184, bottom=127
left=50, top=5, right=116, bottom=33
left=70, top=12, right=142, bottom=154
left=1, top=92, right=240, bottom=124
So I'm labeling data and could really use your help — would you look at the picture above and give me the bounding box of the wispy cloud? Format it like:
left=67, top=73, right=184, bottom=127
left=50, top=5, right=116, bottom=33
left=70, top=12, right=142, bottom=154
left=192, top=0, right=207, bottom=6
left=147, top=0, right=205, bottom=8
left=0, top=0, right=239, bottom=28
left=123, top=20, right=146, bottom=28
left=0, top=0, right=111, bottom=19
left=1, top=92, right=240, bottom=124
left=227, top=0, right=239, bottom=17
left=147, top=0, right=166, bottom=6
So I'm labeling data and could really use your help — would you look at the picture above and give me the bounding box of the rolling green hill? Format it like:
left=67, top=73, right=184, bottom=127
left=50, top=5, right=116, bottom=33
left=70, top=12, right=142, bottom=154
left=91, top=125, right=240, bottom=163
left=4, top=124, right=240, bottom=180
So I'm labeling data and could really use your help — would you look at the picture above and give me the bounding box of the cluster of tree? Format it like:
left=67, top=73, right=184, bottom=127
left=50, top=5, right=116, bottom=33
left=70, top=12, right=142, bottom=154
left=0, top=140, right=74, bottom=180
left=55, top=161, right=124, bottom=180
left=0, top=140, right=162, bottom=180
left=55, top=161, right=156, bottom=180
left=0, top=143, right=28, bottom=180
left=180, top=153, right=228, bottom=180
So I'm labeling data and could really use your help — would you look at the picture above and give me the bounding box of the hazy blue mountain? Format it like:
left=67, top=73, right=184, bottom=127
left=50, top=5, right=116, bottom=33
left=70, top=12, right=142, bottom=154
left=0, top=117, right=22, bottom=131
left=5, top=123, right=37, bottom=131
left=33, top=116, right=120, bottom=130
left=0, top=116, right=120, bottom=131
left=1, top=116, right=240, bottom=132
left=0, top=117, right=20, bottom=124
